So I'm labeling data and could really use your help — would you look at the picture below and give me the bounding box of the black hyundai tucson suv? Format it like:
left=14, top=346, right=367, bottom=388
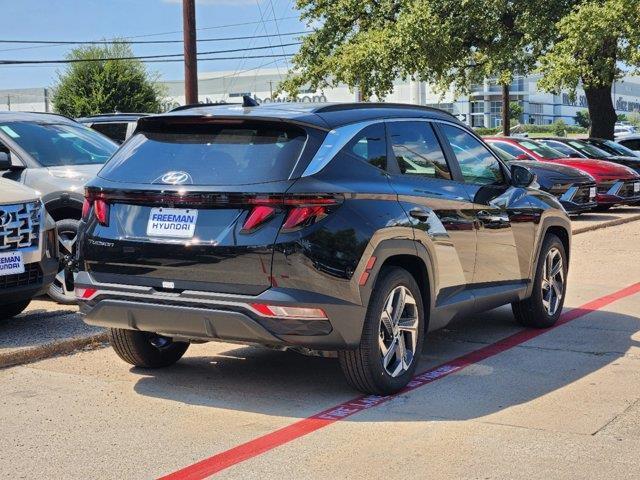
left=76, top=102, right=571, bottom=395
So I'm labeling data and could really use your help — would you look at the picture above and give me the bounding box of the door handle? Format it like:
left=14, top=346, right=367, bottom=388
left=409, top=208, right=430, bottom=222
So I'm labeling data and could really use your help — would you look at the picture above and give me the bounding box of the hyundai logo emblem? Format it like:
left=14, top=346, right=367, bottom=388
left=158, top=171, right=192, bottom=185
left=0, top=211, right=9, bottom=227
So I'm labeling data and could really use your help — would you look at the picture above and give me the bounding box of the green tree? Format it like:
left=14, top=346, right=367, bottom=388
left=281, top=0, right=571, bottom=136
left=574, top=110, right=590, bottom=128
left=538, top=0, right=640, bottom=139
left=52, top=42, right=164, bottom=117
left=509, top=101, right=524, bottom=125
left=552, top=119, right=567, bottom=137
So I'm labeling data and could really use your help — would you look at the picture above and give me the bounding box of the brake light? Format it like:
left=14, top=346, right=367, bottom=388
left=240, top=194, right=340, bottom=233
left=83, top=191, right=110, bottom=226
left=242, top=205, right=276, bottom=232
left=251, top=303, right=328, bottom=319
left=94, top=199, right=110, bottom=226
left=282, top=206, right=327, bottom=230
left=81, top=198, right=91, bottom=221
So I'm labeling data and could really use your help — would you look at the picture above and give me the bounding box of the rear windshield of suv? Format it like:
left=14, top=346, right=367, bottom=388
left=99, top=123, right=308, bottom=185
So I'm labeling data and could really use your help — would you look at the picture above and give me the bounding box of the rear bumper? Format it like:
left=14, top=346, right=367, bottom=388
left=76, top=271, right=366, bottom=349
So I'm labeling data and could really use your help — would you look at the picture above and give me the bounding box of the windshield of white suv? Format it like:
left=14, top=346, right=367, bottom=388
left=0, top=122, right=117, bottom=167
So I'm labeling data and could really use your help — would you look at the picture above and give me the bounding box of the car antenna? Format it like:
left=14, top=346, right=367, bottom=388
left=242, top=95, right=259, bottom=107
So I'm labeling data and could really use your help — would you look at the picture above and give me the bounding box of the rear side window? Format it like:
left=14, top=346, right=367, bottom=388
left=99, top=123, right=308, bottom=185
left=388, top=121, right=451, bottom=179
left=91, top=122, right=129, bottom=143
left=343, top=123, right=387, bottom=170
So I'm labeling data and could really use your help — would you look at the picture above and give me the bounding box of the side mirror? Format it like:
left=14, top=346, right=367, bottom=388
left=515, top=153, right=533, bottom=161
left=0, top=151, right=11, bottom=170
left=511, top=164, right=536, bottom=188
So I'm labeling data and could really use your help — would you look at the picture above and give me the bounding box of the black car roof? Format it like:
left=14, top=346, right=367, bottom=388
left=140, top=102, right=462, bottom=131
left=77, top=113, right=150, bottom=123
left=0, top=111, right=78, bottom=124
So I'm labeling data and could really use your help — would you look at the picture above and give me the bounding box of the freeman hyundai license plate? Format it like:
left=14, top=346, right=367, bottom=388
left=634, top=182, right=640, bottom=193
left=589, top=186, right=596, bottom=198
left=146, top=207, right=198, bottom=238
left=0, top=250, right=25, bottom=276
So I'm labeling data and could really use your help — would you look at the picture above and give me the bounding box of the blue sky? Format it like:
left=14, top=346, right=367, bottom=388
left=0, top=0, right=303, bottom=89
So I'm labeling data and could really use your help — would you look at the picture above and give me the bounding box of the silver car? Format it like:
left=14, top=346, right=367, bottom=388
left=0, top=178, right=58, bottom=319
left=0, top=112, right=118, bottom=303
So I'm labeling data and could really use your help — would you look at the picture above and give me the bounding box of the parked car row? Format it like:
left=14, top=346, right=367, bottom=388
left=484, top=137, right=640, bottom=212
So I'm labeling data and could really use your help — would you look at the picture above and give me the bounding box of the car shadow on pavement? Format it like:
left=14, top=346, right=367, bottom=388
left=132, top=305, right=640, bottom=422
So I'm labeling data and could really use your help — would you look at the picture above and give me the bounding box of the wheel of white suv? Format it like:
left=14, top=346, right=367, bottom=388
left=48, top=218, right=80, bottom=304
left=339, top=267, right=425, bottom=395
left=0, top=300, right=31, bottom=321
left=108, top=329, right=190, bottom=368
left=512, top=233, right=568, bottom=328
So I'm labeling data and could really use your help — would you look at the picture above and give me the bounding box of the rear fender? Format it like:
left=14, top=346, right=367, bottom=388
left=357, top=236, right=435, bottom=331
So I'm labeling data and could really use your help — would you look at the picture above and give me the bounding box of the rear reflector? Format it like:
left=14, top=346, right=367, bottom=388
left=250, top=303, right=328, bottom=319
left=75, top=287, right=97, bottom=300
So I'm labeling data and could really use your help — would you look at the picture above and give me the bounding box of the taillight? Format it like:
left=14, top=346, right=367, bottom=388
left=241, top=205, right=276, bottom=232
left=282, top=206, right=327, bottom=230
left=83, top=191, right=110, bottom=226
left=94, top=199, right=109, bottom=226
left=240, top=194, right=340, bottom=233
left=81, top=198, right=91, bottom=221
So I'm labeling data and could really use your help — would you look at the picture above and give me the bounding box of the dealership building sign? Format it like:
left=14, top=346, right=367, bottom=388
left=562, top=92, right=640, bottom=112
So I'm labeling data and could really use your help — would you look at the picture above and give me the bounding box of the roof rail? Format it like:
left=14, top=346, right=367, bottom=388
left=312, top=102, right=458, bottom=118
left=82, top=112, right=149, bottom=118
left=169, top=102, right=241, bottom=112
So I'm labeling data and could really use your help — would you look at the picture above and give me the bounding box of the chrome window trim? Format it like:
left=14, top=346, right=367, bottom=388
left=300, top=117, right=467, bottom=178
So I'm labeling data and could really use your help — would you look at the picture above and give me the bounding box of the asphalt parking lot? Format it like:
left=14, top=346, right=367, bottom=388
left=1, top=212, right=639, bottom=479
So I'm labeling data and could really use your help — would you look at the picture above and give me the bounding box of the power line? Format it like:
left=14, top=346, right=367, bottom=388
left=0, top=15, right=302, bottom=53
left=0, top=53, right=296, bottom=67
left=0, top=30, right=309, bottom=45
left=0, top=43, right=301, bottom=65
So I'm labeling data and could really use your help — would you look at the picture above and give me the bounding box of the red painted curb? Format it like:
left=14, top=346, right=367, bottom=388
left=159, top=282, right=640, bottom=480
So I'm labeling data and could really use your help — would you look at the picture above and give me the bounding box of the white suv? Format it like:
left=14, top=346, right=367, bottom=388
left=0, top=178, right=58, bottom=320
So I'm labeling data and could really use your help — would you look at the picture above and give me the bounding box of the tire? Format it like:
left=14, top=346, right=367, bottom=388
left=512, top=233, right=567, bottom=328
left=0, top=300, right=31, bottom=321
left=339, top=267, right=425, bottom=395
left=48, top=218, right=80, bottom=305
left=108, top=328, right=190, bottom=368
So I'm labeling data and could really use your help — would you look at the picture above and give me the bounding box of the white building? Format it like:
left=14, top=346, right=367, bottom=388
left=3, top=69, right=640, bottom=128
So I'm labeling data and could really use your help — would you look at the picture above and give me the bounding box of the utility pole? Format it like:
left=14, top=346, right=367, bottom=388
left=269, top=81, right=273, bottom=101
left=182, top=0, right=198, bottom=104
left=7, top=95, right=10, bottom=111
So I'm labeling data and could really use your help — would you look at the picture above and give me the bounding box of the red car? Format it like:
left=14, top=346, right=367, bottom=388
left=485, top=137, right=640, bottom=209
